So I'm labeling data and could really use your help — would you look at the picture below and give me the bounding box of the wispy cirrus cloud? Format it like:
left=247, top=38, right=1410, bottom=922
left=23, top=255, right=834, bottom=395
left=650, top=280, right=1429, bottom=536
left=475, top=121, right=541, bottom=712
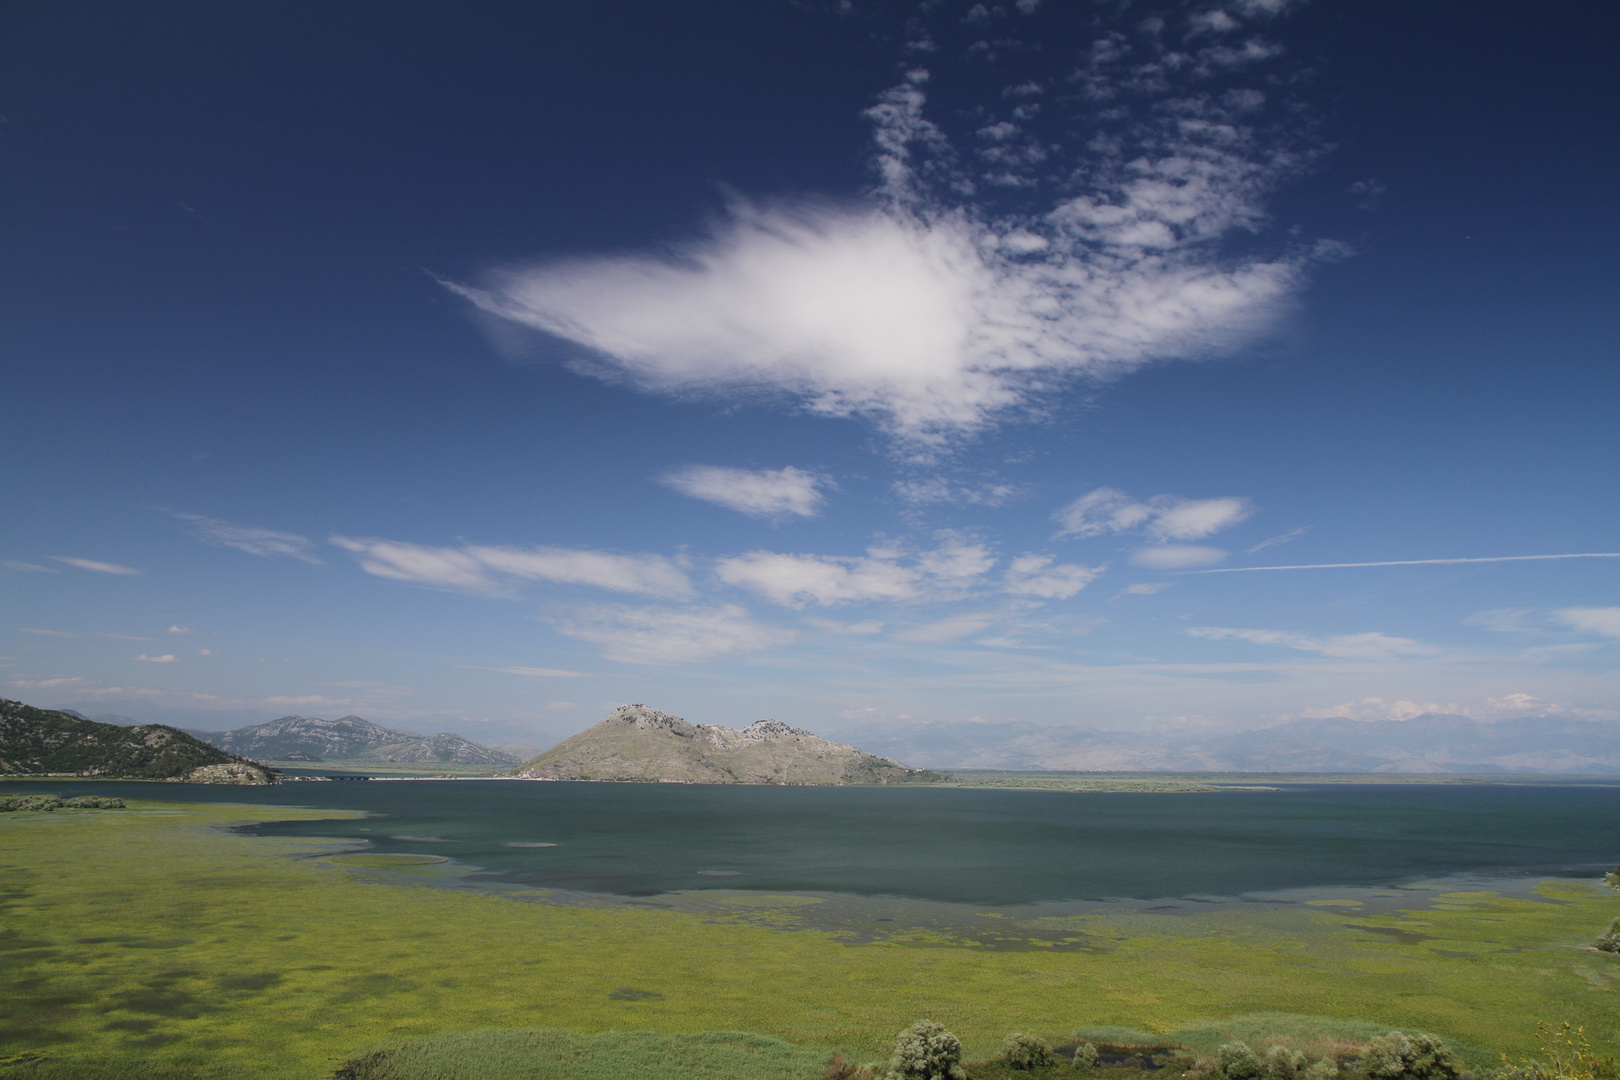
left=1248, top=525, right=1311, bottom=553
left=1465, top=608, right=1539, bottom=633
left=1003, top=555, right=1101, bottom=599
left=893, top=612, right=1001, bottom=643
left=660, top=465, right=827, bottom=519
left=177, top=514, right=320, bottom=562
left=3, top=560, right=57, bottom=573
left=1187, top=625, right=1437, bottom=659
left=50, top=556, right=142, bottom=575
left=718, top=536, right=1102, bottom=608
left=451, top=1, right=1318, bottom=450
left=1131, top=545, right=1228, bottom=569
left=550, top=604, right=793, bottom=665
left=457, top=664, right=593, bottom=678
left=331, top=537, right=694, bottom=599
left=1560, top=607, right=1620, bottom=638
left=134, top=654, right=177, bottom=663
left=892, top=476, right=1019, bottom=507
left=7, top=676, right=85, bottom=689
left=1193, top=552, right=1620, bottom=574
left=716, top=550, right=924, bottom=608
left=1054, top=487, right=1252, bottom=541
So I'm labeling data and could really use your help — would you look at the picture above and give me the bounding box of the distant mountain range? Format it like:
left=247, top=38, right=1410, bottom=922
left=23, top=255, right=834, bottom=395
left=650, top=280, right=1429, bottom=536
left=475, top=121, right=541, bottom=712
left=40, top=699, right=1618, bottom=777
left=826, top=714, right=1620, bottom=775
left=516, top=704, right=940, bottom=785
left=188, top=714, right=519, bottom=765
left=3, top=699, right=276, bottom=783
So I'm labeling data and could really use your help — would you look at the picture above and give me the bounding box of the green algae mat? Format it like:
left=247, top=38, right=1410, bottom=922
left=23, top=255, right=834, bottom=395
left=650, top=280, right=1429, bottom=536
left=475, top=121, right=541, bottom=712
left=3, top=800, right=1619, bottom=1079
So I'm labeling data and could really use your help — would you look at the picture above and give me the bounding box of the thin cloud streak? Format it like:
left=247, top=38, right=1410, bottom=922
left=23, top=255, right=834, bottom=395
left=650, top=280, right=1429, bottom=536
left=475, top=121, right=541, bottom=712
left=1189, top=553, right=1620, bottom=573
left=457, top=664, right=594, bottom=678
left=50, top=556, right=143, bottom=575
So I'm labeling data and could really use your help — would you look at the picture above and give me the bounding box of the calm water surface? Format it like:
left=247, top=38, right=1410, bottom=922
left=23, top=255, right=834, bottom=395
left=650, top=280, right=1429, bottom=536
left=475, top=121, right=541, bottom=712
left=12, top=779, right=1619, bottom=905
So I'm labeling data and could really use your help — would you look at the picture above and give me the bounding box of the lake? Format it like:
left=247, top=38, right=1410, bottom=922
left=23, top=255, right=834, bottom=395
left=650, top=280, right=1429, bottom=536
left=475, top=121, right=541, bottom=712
left=7, top=778, right=1618, bottom=905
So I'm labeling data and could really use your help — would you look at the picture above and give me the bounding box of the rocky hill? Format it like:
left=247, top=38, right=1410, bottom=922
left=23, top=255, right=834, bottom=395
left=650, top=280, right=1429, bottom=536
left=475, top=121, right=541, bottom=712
left=513, top=704, right=938, bottom=785
left=0, top=698, right=277, bottom=784
left=192, top=714, right=518, bottom=765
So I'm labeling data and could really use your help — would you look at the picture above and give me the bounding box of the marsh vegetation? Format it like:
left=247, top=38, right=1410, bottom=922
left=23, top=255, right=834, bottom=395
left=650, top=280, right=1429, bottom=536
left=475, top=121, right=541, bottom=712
left=2, top=796, right=1618, bottom=1080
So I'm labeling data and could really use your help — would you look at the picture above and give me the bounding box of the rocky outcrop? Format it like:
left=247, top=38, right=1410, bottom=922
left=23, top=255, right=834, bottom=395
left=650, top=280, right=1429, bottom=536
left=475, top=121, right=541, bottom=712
left=182, top=762, right=277, bottom=785
left=512, top=704, right=937, bottom=785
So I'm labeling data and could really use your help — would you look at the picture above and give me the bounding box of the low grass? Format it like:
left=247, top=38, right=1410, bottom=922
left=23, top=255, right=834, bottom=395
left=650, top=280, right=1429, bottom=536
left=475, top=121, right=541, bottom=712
left=3, top=800, right=1618, bottom=1079
left=327, top=1029, right=832, bottom=1080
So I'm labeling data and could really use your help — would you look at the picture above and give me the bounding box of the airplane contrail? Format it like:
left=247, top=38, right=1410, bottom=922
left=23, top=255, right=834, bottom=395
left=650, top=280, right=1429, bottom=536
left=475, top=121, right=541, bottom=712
left=1189, top=553, right=1620, bottom=573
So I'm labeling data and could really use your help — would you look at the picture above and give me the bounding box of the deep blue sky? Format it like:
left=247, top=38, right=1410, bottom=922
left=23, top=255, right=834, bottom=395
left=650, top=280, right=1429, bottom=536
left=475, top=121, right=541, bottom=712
left=3, top=0, right=1616, bottom=744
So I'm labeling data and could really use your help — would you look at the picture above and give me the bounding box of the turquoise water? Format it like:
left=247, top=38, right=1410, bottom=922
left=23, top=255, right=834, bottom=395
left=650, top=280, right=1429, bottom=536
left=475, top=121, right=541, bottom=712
left=9, top=778, right=1619, bottom=904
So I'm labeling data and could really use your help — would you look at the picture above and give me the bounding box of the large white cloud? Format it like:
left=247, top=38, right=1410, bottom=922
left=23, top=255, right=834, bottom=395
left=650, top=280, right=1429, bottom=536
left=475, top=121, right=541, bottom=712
left=456, top=201, right=1300, bottom=448
left=452, top=5, right=1316, bottom=450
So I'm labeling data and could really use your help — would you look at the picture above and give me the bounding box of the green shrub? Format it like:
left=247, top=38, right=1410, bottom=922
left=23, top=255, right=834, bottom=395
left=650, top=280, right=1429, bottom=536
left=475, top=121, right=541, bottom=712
left=1603, top=865, right=1620, bottom=891
left=1003, top=1033, right=1055, bottom=1070
left=1265, top=1046, right=1308, bottom=1080
left=0, top=793, right=125, bottom=811
left=1219, top=1043, right=1266, bottom=1080
left=1303, top=1060, right=1338, bottom=1080
left=1, top=794, right=64, bottom=812
left=1491, top=1067, right=1546, bottom=1080
left=1073, top=1044, right=1100, bottom=1069
left=1593, top=919, right=1620, bottom=953
left=1363, top=1034, right=1461, bottom=1080
left=889, top=1020, right=966, bottom=1080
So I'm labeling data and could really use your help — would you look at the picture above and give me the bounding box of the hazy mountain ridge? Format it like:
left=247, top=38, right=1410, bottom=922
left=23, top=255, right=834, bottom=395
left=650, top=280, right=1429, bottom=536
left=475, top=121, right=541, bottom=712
left=1, top=698, right=276, bottom=784
left=516, top=704, right=939, bottom=785
left=191, top=714, right=518, bottom=765
left=827, top=714, right=1620, bottom=774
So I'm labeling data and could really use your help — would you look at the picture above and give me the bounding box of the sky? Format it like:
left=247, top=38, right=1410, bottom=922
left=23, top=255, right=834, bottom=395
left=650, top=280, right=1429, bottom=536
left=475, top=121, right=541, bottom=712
left=2, top=0, right=1617, bottom=746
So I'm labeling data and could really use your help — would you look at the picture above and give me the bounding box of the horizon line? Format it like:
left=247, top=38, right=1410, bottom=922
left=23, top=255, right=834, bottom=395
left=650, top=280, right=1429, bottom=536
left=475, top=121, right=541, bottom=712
left=1187, top=553, right=1620, bottom=574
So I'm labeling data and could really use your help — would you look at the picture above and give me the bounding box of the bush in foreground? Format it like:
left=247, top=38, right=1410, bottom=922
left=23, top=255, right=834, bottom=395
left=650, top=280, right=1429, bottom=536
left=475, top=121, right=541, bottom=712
left=1003, top=1033, right=1055, bottom=1071
left=1363, top=1033, right=1462, bottom=1080
left=889, top=1020, right=966, bottom=1080
left=1197, top=1041, right=1347, bottom=1080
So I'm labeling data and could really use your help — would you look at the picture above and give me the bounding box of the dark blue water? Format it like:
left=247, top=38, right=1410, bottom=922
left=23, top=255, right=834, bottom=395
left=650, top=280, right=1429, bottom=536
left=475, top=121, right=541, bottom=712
left=8, top=779, right=1618, bottom=904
